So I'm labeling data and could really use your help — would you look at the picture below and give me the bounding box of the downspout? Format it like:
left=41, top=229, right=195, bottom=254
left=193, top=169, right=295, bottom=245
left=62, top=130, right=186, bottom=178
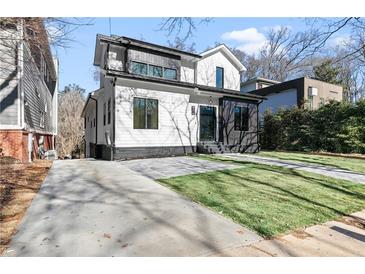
left=111, top=76, right=117, bottom=161
left=256, top=99, right=264, bottom=152
left=19, top=18, right=24, bottom=129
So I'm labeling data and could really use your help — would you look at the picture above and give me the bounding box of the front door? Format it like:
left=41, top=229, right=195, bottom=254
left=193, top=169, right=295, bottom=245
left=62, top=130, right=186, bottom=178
left=199, top=106, right=216, bottom=141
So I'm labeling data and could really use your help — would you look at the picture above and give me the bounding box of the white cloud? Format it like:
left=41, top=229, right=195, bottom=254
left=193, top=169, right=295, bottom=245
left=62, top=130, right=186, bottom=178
left=221, top=27, right=267, bottom=55
left=330, top=35, right=351, bottom=48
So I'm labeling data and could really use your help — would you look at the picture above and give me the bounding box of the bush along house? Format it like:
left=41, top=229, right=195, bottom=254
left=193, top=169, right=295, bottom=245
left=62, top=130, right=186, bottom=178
left=81, top=34, right=264, bottom=160
left=0, top=18, right=58, bottom=162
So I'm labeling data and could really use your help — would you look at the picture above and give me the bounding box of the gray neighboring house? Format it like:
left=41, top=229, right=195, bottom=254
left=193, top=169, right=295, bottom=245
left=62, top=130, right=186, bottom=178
left=81, top=34, right=265, bottom=160
left=241, top=76, right=343, bottom=116
left=0, top=18, right=58, bottom=162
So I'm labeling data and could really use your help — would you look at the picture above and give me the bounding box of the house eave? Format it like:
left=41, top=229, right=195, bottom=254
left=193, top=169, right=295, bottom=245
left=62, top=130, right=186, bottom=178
left=106, top=71, right=265, bottom=102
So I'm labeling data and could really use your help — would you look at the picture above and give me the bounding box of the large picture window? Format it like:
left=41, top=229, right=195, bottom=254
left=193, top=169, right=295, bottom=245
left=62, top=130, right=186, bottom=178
left=234, top=106, right=249, bottom=131
left=131, top=61, right=148, bottom=75
left=133, top=97, right=158, bottom=129
left=216, top=67, right=224, bottom=88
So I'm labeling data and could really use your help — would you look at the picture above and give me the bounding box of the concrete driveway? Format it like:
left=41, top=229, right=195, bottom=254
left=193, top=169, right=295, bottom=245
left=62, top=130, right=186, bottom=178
left=119, top=156, right=239, bottom=179
left=5, top=159, right=261, bottom=257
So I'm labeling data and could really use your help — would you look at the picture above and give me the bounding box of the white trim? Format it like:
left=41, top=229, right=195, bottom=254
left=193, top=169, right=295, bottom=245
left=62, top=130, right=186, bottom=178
left=0, top=125, right=23, bottom=130
left=200, top=44, right=246, bottom=72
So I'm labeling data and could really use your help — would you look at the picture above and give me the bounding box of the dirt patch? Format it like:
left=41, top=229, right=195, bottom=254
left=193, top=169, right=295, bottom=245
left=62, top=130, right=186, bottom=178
left=291, top=230, right=313, bottom=239
left=339, top=215, right=365, bottom=230
left=0, top=159, right=52, bottom=255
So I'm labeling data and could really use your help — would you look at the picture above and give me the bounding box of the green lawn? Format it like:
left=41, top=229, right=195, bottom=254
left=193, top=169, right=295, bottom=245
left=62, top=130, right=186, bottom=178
left=158, top=156, right=365, bottom=237
left=258, top=151, right=365, bottom=174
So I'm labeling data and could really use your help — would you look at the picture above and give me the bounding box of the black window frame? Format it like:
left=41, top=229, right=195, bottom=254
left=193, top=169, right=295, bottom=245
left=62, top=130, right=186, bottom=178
left=163, top=67, right=177, bottom=80
left=131, top=61, right=148, bottom=76
left=216, top=67, right=224, bottom=89
left=103, top=102, right=106, bottom=126
left=148, top=64, right=163, bottom=78
left=133, top=97, right=159, bottom=130
left=234, top=105, right=249, bottom=131
left=107, top=98, right=111, bottom=124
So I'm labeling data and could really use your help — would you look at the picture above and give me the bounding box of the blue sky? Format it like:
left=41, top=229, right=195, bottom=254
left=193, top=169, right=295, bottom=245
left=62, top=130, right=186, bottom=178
left=55, top=17, right=345, bottom=94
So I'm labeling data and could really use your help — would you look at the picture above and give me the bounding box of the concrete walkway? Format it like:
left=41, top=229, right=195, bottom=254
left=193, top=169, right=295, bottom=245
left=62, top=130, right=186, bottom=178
left=4, top=159, right=261, bottom=257
left=119, top=156, right=239, bottom=179
left=220, top=154, right=365, bottom=184
left=209, top=210, right=365, bottom=256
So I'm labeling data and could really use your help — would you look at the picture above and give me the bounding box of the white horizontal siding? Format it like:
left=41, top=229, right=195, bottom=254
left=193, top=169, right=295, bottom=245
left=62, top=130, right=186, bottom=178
left=115, top=84, right=200, bottom=148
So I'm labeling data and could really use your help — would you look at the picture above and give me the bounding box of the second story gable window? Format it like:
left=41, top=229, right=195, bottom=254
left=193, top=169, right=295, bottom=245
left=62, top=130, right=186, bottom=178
left=131, top=61, right=148, bottom=75
left=216, top=67, right=224, bottom=89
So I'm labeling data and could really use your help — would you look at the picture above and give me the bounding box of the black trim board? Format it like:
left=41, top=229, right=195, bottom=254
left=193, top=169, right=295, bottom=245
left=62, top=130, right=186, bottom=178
left=107, top=70, right=265, bottom=102
left=248, top=77, right=305, bottom=107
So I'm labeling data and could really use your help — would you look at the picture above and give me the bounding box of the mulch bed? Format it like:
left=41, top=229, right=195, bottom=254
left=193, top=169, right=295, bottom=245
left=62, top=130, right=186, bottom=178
left=0, top=158, right=52, bottom=255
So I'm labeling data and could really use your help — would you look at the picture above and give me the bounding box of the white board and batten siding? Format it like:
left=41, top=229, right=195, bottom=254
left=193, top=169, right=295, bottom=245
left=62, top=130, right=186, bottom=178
left=259, top=88, right=298, bottom=116
left=196, top=50, right=241, bottom=91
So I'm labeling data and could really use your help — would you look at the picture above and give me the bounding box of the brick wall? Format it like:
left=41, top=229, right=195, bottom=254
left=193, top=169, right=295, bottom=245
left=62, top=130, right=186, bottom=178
left=0, top=130, right=29, bottom=162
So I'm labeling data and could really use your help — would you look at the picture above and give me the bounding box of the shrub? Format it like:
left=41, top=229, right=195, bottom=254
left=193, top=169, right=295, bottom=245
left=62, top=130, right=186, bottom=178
left=261, top=99, right=365, bottom=154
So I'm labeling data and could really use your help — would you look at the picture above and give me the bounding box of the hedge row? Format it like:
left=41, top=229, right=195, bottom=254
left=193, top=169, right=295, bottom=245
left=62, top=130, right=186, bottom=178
left=261, top=99, right=365, bottom=154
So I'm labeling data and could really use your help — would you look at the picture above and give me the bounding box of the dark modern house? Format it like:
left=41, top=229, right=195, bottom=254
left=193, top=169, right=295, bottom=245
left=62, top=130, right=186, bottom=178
left=81, top=34, right=265, bottom=160
left=241, top=76, right=343, bottom=116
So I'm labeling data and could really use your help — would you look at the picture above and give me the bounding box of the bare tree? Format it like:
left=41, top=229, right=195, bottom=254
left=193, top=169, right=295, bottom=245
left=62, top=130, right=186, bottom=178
left=57, top=84, right=86, bottom=158
left=0, top=17, right=93, bottom=77
left=167, top=36, right=196, bottom=53
left=159, top=17, right=213, bottom=42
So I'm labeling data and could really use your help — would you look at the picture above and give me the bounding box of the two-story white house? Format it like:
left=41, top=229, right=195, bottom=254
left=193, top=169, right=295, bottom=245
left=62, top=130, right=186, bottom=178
left=82, top=34, right=264, bottom=160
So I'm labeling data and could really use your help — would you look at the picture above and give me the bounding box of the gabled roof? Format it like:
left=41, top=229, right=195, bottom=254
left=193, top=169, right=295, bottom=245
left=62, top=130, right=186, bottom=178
left=200, top=44, right=246, bottom=72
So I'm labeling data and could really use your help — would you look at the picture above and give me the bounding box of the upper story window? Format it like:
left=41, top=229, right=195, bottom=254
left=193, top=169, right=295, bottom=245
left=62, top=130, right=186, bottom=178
left=131, top=61, right=148, bottom=75
left=39, top=111, right=45, bottom=128
left=216, top=67, right=224, bottom=89
left=131, top=61, right=177, bottom=80
left=234, top=106, right=249, bottom=131
left=164, top=68, right=177, bottom=80
left=149, top=65, right=163, bottom=78
left=133, top=97, right=158, bottom=129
